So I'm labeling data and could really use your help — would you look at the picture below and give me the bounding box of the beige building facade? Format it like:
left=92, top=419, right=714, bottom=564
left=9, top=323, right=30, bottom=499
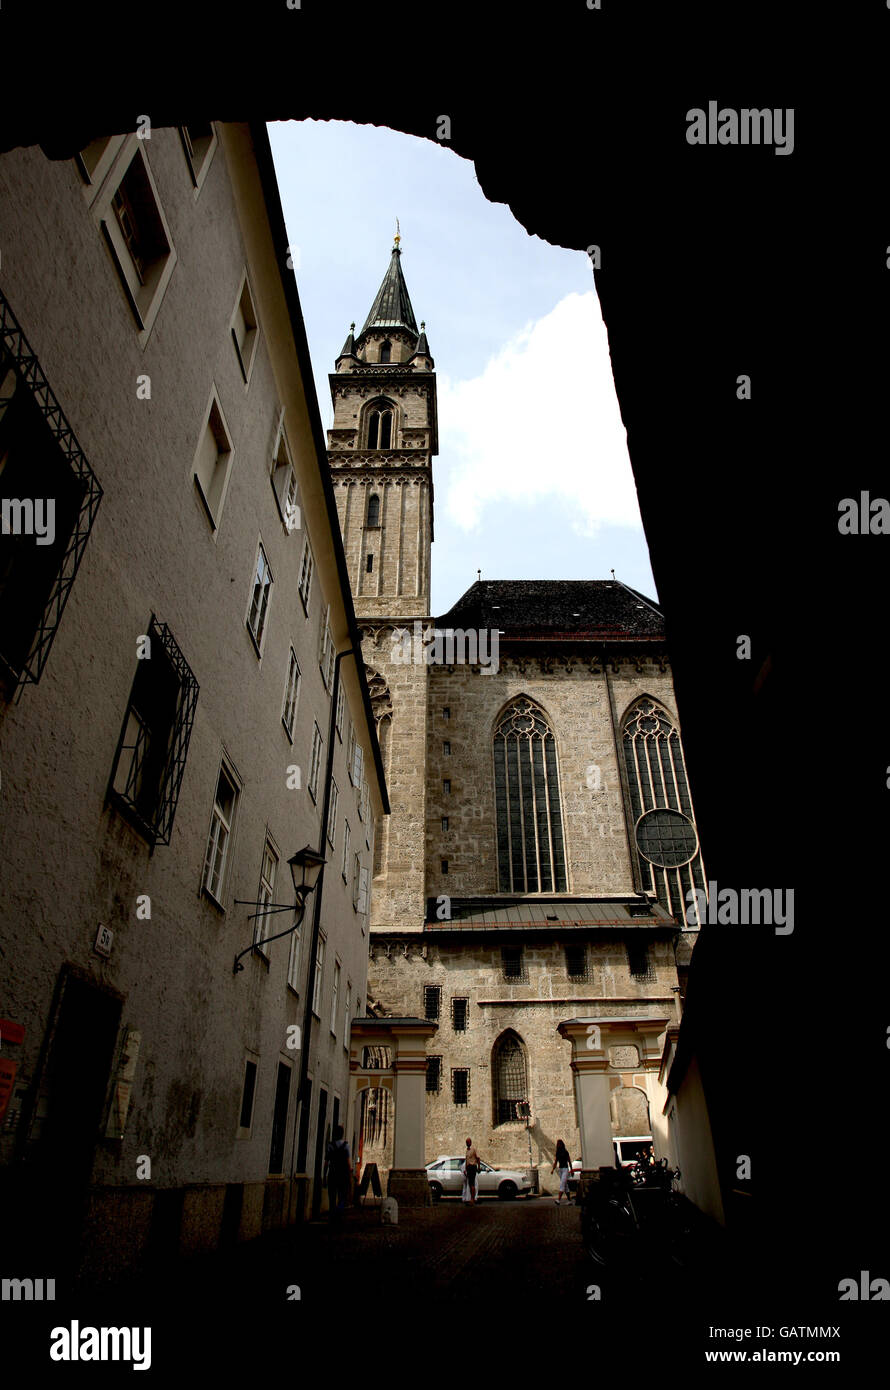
left=328, top=246, right=706, bottom=1194
left=0, top=121, right=386, bottom=1279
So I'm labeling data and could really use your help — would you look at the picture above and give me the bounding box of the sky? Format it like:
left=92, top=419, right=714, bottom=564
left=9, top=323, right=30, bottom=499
left=267, top=120, right=658, bottom=616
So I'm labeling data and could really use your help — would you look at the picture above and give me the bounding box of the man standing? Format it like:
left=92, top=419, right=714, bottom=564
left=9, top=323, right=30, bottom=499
left=324, top=1124, right=353, bottom=1224
left=464, top=1137, right=481, bottom=1205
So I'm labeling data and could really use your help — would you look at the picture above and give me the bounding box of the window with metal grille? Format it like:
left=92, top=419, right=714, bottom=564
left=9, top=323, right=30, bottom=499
left=627, top=940, right=656, bottom=981
left=501, top=946, right=527, bottom=983
left=565, top=943, right=589, bottom=980
left=108, top=618, right=200, bottom=845
left=623, top=698, right=706, bottom=927
left=0, top=307, right=102, bottom=696
left=452, top=1069, right=469, bottom=1106
left=426, top=1056, right=442, bottom=1093
left=493, top=1031, right=528, bottom=1126
left=423, top=985, right=441, bottom=1021
left=494, top=697, right=567, bottom=893
left=451, top=997, right=468, bottom=1032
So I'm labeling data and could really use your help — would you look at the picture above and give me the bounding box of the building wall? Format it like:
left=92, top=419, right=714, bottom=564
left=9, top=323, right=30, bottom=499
left=0, top=125, right=381, bottom=1275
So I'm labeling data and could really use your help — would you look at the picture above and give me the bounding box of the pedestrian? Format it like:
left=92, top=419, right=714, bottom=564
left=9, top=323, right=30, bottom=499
left=551, top=1139, right=572, bottom=1204
left=464, top=1137, right=480, bottom=1205
left=324, top=1124, right=352, bottom=1223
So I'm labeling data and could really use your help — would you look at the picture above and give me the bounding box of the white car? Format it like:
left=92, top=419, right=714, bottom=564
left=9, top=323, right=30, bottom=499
left=425, top=1155, right=533, bottom=1201
left=568, top=1136, right=654, bottom=1190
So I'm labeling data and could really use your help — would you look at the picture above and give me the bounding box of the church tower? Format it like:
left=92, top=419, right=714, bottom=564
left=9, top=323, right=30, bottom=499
left=327, top=235, right=435, bottom=932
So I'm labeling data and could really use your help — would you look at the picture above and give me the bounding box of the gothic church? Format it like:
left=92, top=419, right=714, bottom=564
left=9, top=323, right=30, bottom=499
left=327, top=239, right=705, bottom=1191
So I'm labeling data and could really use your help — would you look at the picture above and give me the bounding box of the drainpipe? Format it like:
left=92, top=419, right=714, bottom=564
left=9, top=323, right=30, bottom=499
left=293, top=648, right=356, bottom=1178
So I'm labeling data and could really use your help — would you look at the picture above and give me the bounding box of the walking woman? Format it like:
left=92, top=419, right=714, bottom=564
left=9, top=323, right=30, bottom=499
left=551, top=1139, right=572, bottom=1205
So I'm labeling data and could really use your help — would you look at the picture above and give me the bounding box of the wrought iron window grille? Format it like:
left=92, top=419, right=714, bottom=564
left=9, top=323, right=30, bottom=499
left=107, top=616, right=199, bottom=846
left=423, top=984, right=441, bottom=1021
left=501, top=948, right=529, bottom=984
left=451, top=1069, right=470, bottom=1106
left=426, top=1056, right=442, bottom=1093
left=0, top=290, right=103, bottom=697
left=565, top=947, right=592, bottom=982
left=451, top=997, right=469, bottom=1031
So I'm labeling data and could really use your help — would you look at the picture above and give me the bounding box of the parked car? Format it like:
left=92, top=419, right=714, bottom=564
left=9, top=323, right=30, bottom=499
left=568, top=1136, right=654, bottom=1191
left=425, top=1155, right=533, bottom=1201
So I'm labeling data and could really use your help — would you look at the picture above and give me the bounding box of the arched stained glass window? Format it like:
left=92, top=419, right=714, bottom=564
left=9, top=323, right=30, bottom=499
left=366, top=493, right=380, bottom=527
left=493, top=1030, right=528, bottom=1126
left=622, top=697, right=706, bottom=926
left=366, top=404, right=393, bottom=450
left=494, top=697, right=567, bottom=893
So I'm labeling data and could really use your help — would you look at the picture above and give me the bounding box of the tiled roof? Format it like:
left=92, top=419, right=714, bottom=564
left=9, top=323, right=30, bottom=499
left=435, top=580, right=664, bottom=640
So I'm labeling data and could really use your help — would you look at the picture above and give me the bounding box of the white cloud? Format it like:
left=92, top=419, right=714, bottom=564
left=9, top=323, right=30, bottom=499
left=438, top=291, right=642, bottom=536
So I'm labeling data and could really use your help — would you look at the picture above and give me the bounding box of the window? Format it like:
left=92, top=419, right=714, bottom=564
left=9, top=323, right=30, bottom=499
left=423, top=985, right=441, bottom=1021
left=443, top=779, right=451, bottom=794
left=253, top=840, right=279, bottom=951
left=451, top=998, right=468, bottom=1032
left=331, top=961, right=341, bottom=1034
left=282, top=648, right=301, bottom=739
left=0, top=304, right=103, bottom=695
left=179, top=122, right=216, bottom=189
left=622, top=698, right=706, bottom=927
left=349, top=729, right=364, bottom=787
left=358, top=776, right=369, bottom=824
left=366, top=405, right=393, bottom=450
left=627, top=940, right=656, bottom=981
left=237, top=1058, right=258, bottom=1136
left=565, top=943, right=590, bottom=981
left=108, top=618, right=200, bottom=844
left=287, top=923, right=302, bottom=992
left=352, top=852, right=362, bottom=908
left=452, top=1069, right=469, bottom=1106
left=203, top=762, right=239, bottom=905
left=307, top=723, right=323, bottom=801
left=342, top=820, right=351, bottom=880
left=443, top=741, right=451, bottom=756
left=494, top=696, right=567, bottom=893
left=356, top=863, right=370, bottom=916
left=440, top=859, right=448, bottom=875
left=312, top=933, right=326, bottom=1016
left=231, top=274, right=259, bottom=384
left=95, top=141, right=176, bottom=338
left=442, top=707, right=450, bottom=720
left=271, top=415, right=299, bottom=533
left=335, top=687, right=345, bottom=739
left=493, top=1030, right=528, bottom=1125
left=246, top=542, right=273, bottom=654
left=501, top=946, right=527, bottom=983
left=441, top=816, right=449, bottom=832
left=366, top=493, right=381, bottom=527
left=344, top=982, right=351, bottom=1049
left=426, top=1056, right=442, bottom=1093
left=298, top=538, right=314, bottom=611
left=75, top=136, right=121, bottom=187
left=327, top=779, right=339, bottom=848
left=193, top=390, right=234, bottom=529
left=319, top=605, right=334, bottom=689
left=379, top=341, right=391, bottom=364
left=366, top=554, right=373, bottom=573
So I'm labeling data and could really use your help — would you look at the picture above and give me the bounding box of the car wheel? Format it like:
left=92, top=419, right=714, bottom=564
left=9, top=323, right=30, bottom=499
left=498, top=1180, right=517, bottom=1201
left=429, top=1181, right=443, bottom=1203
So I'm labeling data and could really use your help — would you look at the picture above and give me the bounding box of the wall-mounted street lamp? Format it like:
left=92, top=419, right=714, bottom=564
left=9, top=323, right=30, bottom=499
left=232, top=845, right=326, bottom=975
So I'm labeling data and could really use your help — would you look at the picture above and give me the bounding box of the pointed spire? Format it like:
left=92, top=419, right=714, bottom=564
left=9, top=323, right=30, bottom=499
left=360, top=238, right=418, bottom=337
left=410, top=319, right=433, bottom=368
left=338, top=322, right=357, bottom=360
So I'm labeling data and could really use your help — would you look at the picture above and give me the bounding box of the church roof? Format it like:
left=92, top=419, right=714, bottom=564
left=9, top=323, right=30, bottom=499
left=420, top=896, right=677, bottom=932
left=435, top=579, right=664, bottom=640
left=360, top=245, right=419, bottom=337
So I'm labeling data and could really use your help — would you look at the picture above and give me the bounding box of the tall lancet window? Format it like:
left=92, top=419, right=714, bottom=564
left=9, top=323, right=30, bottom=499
left=379, top=340, right=391, bottom=363
left=622, top=697, right=706, bottom=926
left=494, top=697, right=567, bottom=892
left=365, top=493, right=380, bottom=527
left=366, top=404, right=393, bottom=450
left=492, top=1030, right=528, bottom=1126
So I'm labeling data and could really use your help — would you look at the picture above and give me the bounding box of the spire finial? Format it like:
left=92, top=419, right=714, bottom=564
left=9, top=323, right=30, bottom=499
left=350, top=322, right=355, bottom=332
left=477, top=568, right=481, bottom=582
left=394, top=217, right=401, bottom=248
left=610, top=568, right=616, bottom=579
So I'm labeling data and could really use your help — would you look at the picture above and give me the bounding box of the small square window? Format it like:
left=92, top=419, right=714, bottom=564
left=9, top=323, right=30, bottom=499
left=193, top=391, right=234, bottom=529
left=231, top=274, right=259, bottom=384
